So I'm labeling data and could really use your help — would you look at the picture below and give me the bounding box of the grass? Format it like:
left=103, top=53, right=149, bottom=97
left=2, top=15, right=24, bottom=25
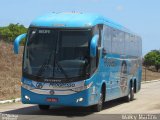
left=0, top=41, right=160, bottom=100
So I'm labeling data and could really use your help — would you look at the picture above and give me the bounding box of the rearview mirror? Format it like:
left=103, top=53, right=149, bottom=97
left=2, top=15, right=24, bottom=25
left=14, top=33, right=26, bottom=54
left=90, top=35, right=99, bottom=57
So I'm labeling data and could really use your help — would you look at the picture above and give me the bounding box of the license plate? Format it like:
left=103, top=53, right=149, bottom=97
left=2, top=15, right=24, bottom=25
left=46, top=98, right=58, bottom=102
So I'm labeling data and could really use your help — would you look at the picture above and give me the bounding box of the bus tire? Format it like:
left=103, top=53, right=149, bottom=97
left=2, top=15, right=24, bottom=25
left=124, top=84, right=134, bottom=102
left=38, top=105, right=50, bottom=110
left=93, top=90, right=104, bottom=112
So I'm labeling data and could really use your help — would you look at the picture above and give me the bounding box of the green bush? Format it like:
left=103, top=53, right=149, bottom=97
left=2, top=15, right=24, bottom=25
left=0, top=23, right=27, bottom=44
left=144, top=50, right=160, bottom=72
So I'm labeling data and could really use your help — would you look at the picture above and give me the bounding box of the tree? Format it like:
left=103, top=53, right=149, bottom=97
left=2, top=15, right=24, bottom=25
left=0, top=23, right=27, bottom=43
left=144, top=50, right=160, bottom=72
left=155, top=54, right=160, bottom=71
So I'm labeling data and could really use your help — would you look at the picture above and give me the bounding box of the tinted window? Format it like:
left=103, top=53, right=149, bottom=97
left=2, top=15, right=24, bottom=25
left=103, top=26, right=112, bottom=53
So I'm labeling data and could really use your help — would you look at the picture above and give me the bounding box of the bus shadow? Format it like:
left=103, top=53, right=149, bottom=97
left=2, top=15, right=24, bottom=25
left=103, top=98, right=136, bottom=110
left=2, top=98, right=136, bottom=117
left=2, top=106, right=93, bottom=117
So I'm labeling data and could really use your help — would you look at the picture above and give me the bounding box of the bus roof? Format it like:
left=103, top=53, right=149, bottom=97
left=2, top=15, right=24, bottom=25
left=30, top=12, right=136, bottom=35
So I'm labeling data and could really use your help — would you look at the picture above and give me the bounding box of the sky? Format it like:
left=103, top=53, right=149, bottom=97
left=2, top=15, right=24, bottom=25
left=0, top=0, right=160, bottom=55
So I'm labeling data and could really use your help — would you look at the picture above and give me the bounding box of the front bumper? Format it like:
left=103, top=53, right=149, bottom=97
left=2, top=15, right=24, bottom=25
left=21, top=87, right=91, bottom=107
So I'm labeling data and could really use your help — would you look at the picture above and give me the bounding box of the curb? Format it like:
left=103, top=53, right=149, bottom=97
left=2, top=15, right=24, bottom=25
left=0, top=98, right=21, bottom=104
left=141, top=79, right=160, bottom=84
left=0, top=79, right=160, bottom=104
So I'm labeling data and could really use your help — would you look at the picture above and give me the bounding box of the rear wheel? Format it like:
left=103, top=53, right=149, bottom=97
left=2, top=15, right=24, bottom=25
left=93, top=91, right=104, bottom=112
left=124, top=85, right=134, bottom=102
left=38, top=105, right=50, bottom=110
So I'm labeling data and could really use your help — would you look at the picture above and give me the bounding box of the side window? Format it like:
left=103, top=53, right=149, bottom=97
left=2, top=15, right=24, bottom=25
left=98, top=24, right=103, bottom=47
left=103, top=26, right=112, bottom=53
left=92, top=25, right=102, bottom=47
left=125, top=33, right=142, bottom=57
left=111, top=29, right=125, bottom=55
left=118, top=30, right=125, bottom=55
left=135, top=36, right=138, bottom=56
left=138, top=37, right=142, bottom=57
left=90, top=25, right=102, bottom=74
left=130, top=35, right=135, bottom=56
left=125, top=33, right=130, bottom=56
left=126, top=34, right=136, bottom=56
left=111, top=29, right=117, bottom=54
left=135, top=36, right=142, bottom=57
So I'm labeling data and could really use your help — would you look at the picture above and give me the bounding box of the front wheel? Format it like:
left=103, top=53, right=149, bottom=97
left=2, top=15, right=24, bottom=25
left=93, top=92, right=104, bottom=112
left=38, top=105, right=50, bottom=110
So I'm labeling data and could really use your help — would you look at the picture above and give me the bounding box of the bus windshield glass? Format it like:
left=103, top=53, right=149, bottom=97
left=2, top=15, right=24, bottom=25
left=23, top=28, right=91, bottom=79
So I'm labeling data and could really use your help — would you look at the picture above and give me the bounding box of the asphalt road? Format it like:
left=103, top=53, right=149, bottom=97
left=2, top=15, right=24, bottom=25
left=0, top=81, right=160, bottom=120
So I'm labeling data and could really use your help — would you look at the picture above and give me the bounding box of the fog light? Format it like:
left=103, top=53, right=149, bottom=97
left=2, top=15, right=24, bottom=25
left=76, top=97, right=84, bottom=103
left=79, top=98, right=83, bottom=102
left=25, top=95, right=30, bottom=100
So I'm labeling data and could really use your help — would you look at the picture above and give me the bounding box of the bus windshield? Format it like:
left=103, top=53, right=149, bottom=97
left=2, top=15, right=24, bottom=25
left=23, top=28, right=91, bottom=80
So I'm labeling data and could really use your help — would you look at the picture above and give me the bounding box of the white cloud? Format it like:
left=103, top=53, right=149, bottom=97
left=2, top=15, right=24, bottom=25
left=116, top=5, right=124, bottom=11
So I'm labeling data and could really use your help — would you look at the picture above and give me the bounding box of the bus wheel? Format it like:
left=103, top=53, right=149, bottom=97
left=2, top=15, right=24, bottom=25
left=93, top=91, right=104, bottom=112
left=38, top=105, right=50, bottom=110
left=124, top=85, right=134, bottom=102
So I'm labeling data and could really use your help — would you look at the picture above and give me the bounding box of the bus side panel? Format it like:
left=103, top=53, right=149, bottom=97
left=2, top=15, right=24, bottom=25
left=98, top=53, right=130, bottom=101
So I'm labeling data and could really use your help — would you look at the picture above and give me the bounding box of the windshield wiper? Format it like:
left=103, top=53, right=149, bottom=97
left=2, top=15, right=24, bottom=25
left=36, top=48, right=54, bottom=77
left=36, top=50, right=69, bottom=79
left=55, top=59, right=69, bottom=79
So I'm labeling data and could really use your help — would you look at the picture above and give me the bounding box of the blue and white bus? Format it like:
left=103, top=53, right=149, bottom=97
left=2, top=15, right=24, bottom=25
left=14, top=12, right=142, bottom=112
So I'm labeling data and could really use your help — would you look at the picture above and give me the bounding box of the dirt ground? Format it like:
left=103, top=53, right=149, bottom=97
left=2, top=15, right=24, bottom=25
left=0, top=41, right=22, bottom=100
left=142, top=67, right=160, bottom=81
left=0, top=41, right=159, bottom=100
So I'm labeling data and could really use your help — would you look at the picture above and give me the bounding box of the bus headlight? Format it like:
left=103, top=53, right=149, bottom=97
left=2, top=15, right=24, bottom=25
left=72, top=82, right=93, bottom=92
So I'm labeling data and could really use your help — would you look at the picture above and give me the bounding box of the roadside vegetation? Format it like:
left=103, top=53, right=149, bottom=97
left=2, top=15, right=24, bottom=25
left=143, top=50, right=160, bottom=72
left=0, top=23, right=27, bottom=44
